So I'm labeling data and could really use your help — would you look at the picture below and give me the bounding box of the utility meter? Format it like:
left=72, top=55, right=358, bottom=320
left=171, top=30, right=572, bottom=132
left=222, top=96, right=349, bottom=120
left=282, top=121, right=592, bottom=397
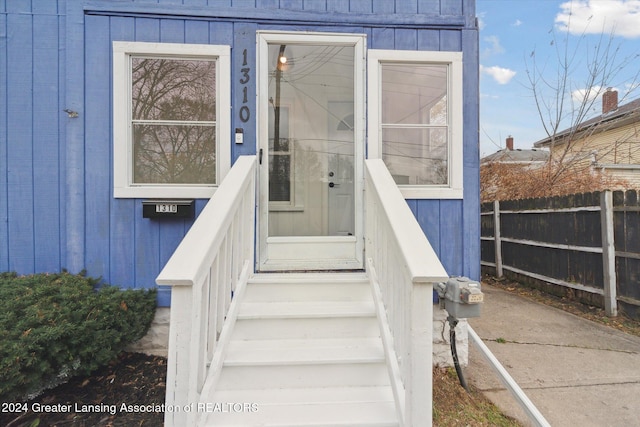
left=436, top=277, right=484, bottom=319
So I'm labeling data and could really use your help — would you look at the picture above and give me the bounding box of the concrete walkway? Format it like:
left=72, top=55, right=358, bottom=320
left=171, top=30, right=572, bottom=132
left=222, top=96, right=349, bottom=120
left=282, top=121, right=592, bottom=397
left=466, top=283, right=640, bottom=427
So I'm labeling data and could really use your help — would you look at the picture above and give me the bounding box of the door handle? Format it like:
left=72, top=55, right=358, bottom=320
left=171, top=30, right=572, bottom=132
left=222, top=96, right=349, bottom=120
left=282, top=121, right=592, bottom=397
left=329, top=182, right=339, bottom=188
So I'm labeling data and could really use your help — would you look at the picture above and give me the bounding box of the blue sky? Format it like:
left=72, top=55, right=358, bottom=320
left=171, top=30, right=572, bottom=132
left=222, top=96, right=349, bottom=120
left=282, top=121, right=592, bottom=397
left=478, top=0, right=640, bottom=156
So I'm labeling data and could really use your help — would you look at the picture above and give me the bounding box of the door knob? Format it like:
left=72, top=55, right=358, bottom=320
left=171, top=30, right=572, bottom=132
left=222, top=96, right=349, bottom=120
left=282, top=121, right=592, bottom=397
left=329, top=182, right=335, bottom=188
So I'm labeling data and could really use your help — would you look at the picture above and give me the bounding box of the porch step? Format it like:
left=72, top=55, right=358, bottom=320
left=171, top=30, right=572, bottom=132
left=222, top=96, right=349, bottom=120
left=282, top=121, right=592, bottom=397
left=216, top=362, right=390, bottom=390
left=231, top=315, right=381, bottom=340
left=211, top=386, right=395, bottom=406
left=243, top=273, right=371, bottom=302
left=199, top=272, right=399, bottom=427
left=238, top=301, right=376, bottom=319
left=225, top=337, right=385, bottom=365
left=200, top=387, right=398, bottom=426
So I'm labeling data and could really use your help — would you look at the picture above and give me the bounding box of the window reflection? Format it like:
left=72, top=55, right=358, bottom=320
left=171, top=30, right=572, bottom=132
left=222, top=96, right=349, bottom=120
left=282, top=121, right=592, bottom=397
left=131, top=58, right=216, bottom=185
left=381, top=64, right=449, bottom=186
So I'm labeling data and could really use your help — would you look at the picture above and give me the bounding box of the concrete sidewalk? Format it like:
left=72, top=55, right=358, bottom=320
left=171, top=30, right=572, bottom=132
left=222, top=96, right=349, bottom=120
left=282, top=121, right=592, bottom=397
left=466, top=283, right=640, bottom=427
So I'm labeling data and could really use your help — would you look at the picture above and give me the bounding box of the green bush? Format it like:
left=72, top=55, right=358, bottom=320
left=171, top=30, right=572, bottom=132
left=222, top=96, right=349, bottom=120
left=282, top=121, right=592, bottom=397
left=0, top=271, right=157, bottom=401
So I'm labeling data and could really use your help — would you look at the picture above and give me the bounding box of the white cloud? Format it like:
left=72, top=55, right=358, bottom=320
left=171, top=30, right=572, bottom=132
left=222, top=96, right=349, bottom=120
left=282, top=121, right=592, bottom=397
left=512, top=19, right=523, bottom=27
left=624, top=81, right=640, bottom=98
left=480, top=65, right=517, bottom=85
left=556, top=0, right=640, bottom=38
left=477, top=12, right=486, bottom=30
left=480, top=93, right=500, bottom=99
left=483, top=35, right=505, bottom=56
left=571, top=86, right=605, bottom=104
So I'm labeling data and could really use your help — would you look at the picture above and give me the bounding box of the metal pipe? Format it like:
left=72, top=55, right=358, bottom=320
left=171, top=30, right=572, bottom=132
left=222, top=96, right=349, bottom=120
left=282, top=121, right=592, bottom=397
left=468, top=326, right=551, bottom=427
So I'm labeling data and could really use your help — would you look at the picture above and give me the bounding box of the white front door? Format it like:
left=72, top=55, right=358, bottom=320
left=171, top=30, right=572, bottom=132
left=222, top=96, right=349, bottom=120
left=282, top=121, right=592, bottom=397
left=257, top=32, right=365, bottom=271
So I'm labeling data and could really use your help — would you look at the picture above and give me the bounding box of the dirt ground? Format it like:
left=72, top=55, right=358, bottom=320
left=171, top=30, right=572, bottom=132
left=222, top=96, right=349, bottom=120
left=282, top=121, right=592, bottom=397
left=433, top=366, right=521, bottom=426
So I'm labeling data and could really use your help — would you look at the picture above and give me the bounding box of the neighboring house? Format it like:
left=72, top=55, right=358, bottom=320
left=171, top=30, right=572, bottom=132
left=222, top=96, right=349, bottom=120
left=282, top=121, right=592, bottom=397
left=481, top=136, right=549, bottom=166
left=1, top=1, right=479, bottom=425
left=534, top=89, right=640, bottom=187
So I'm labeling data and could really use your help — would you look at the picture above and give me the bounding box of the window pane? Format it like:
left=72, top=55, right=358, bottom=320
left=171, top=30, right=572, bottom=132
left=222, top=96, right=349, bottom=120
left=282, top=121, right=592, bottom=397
left=266, top=42, right=355, bottom=236
left=381, top=64, right=447, bottom=125
left=133, top=124, right=216, bottom=184
left=269, top=108, right=290, bottom=152
left=269, top=154, right=291, bottom=202
left=132, top=58, right=216, bottom=121
left=270, top=138, right=290, bottom=152
left=382, top=127, right=448, bottom=185
left=268, top=105, right=291, bottom=201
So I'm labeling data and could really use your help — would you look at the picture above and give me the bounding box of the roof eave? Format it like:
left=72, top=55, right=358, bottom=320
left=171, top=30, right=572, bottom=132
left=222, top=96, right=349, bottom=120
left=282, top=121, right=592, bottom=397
left=533, top=108, right=640, bottom=149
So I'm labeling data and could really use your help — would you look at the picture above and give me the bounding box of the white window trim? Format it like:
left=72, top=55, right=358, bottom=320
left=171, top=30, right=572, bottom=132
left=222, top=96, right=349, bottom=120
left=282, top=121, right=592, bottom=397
left=367, top=49, right=463, bottom=199
left=113, top=41, right=231, bottom=198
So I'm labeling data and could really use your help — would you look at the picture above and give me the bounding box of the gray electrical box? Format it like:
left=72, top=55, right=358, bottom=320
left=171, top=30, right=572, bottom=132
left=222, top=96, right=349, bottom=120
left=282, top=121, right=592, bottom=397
left=438, top=277, right=484, bottom=319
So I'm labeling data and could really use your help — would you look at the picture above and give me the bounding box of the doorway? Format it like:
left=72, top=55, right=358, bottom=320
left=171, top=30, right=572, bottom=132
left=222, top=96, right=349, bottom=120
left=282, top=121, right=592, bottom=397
left=256, top=32, right=365, bottom=271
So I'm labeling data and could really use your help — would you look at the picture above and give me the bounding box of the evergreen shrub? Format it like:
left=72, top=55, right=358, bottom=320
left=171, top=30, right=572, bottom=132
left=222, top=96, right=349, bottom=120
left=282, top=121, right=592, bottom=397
left=0, top=271, right=157, bottom=401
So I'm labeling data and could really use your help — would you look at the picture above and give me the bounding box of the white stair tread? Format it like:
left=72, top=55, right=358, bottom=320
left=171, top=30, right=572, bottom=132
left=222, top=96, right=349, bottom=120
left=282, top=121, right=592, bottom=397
left=231, top=316, right=381, bottom=340
left=194, top=273, right=400, bottom=426
left=210, top=385, right=395, bottom=405
left=243, top=282, right=372, bottom=303
left=238, top=301, right=376, bottom=319
left=201, top=396, right=398, bottom=426
left=248, top=272, right=369, bottom=283
left=225, top=338, right=385, bottom=365
left=216, top=362, right=390, bottom=390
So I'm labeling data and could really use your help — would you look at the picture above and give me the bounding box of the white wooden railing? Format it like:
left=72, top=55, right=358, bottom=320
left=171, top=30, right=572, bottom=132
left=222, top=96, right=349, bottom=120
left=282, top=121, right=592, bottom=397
left=156, top=156, right=256, bottom=427
left=364, top=159, right=449, bottom=427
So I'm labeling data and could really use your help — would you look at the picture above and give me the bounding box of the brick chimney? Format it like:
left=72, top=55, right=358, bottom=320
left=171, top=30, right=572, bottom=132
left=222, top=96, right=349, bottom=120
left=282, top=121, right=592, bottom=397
left=506, top=135, right=514, bottom=151
left=602, top=88, right=618, bottom=114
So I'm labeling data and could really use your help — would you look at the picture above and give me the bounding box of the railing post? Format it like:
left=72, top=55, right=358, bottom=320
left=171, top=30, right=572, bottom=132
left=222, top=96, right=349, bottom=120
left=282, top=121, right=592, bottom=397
left=407, top=281, right=433, bottom=426
left=164, top=286, right=197, bottom=427
left=600, top=190, right=617, bottom=316
left=493, top=200, right=503, bottom=277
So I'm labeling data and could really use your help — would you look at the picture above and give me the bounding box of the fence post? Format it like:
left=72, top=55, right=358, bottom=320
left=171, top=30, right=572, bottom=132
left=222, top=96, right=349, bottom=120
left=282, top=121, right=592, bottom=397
left=600, top=191, right=617, bottom=316
left=493, top=200, right=503, bottom=277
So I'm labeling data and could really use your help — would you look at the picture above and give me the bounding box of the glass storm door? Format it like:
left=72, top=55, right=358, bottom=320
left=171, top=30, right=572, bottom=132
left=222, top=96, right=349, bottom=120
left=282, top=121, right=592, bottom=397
left=257, top=32, right=365, bottom=271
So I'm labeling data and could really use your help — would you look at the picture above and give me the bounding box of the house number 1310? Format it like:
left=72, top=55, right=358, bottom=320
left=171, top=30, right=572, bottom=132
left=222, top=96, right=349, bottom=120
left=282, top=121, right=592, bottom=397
left=239, top=49, right=251, bottom=123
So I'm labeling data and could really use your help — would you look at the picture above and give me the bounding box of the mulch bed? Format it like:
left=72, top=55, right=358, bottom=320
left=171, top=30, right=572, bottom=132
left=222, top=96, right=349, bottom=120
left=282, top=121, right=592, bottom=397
left=0, top=352, right=167, bottom=427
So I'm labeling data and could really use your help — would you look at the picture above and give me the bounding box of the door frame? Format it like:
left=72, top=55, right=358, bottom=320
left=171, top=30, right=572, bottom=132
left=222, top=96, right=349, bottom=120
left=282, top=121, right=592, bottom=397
left=256, top=31, right=366, bottom=271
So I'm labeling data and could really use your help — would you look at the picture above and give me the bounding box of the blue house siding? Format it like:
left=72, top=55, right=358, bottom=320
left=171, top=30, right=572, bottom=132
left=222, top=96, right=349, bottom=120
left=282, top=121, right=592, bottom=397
left=1, top=1, right=65, bottom=275
left=0, top=2, right=6, bottom=273
left=462, top=27, right=481, bottom=280
left=1, top=0, right=479, bottom=306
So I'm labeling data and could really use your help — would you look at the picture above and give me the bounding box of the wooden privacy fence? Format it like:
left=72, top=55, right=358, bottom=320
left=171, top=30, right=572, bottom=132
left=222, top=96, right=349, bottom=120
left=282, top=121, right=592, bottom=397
left=481, top=190, right=640, bottom=319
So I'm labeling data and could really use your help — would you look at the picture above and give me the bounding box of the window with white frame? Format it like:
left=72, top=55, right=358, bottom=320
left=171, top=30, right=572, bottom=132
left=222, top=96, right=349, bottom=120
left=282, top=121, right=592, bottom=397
left=113, top=42, right=230, bottom=198
left=368, top=50, right=463, bottom=199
